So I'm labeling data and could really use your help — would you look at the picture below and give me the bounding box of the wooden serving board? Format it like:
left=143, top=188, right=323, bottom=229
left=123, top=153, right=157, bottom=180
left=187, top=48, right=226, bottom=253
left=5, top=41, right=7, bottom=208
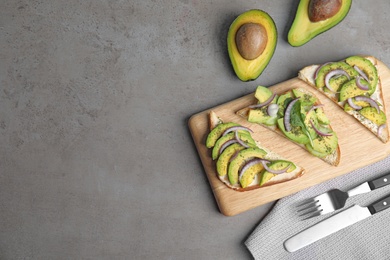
left=189, top=57, right=390, bottom=216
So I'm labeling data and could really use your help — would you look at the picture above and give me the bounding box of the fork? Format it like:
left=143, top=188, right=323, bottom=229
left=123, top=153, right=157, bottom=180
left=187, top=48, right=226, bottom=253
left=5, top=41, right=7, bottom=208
left=297, top=172, right=390, bottom=220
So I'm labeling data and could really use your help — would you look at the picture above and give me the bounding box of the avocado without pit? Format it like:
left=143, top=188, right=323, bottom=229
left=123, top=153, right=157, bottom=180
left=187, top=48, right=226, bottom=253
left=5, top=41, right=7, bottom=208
left=227, top=9, right=277, bottom=81
left=288, top=0, right=352, bottom=47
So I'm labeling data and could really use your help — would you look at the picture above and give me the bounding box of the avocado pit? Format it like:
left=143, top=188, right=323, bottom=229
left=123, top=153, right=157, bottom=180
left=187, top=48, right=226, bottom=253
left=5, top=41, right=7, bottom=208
left=235, top=23, right=268, bottom=60
left=308, top=0, right=342, bottom=22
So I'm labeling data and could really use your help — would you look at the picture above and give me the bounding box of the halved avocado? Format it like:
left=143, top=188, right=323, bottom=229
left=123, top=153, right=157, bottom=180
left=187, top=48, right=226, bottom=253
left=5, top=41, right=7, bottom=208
left=288, top=0, right=352, bottom=47
left=227, top=9, right=277, bottom=81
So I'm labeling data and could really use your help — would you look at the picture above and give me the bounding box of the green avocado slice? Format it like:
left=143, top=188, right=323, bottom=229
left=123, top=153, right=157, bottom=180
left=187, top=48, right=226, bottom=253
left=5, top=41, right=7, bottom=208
left=277, top=115, right=310, bottom=145
left=310, top=133, right=338, bottom=155
left=239, top=159, right=265, bottom=188
left=315, top=61, right=358, bottom=91
left=339, top=78, right=371, bottom=102
left=227, top=147, right=267, bottom=185
left=345, top=56, right=378, bottom=95
left=276, top=91, right=293, bottom=117
left=206, top=122, right=239, bottom=148
left=216, top=143, right=246, bottom=177
left=359, top=107, right=387, bottom=126
left=212, top=131, right=255, bottom=160
left=259, top=160, right=296, bottom=186
left=254, top=85, right=273, bottom=103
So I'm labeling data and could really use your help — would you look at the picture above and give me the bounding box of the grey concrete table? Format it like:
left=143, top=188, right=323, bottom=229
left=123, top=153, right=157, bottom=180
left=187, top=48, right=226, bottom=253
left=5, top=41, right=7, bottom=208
left=1, top=1, right=389, bottom=259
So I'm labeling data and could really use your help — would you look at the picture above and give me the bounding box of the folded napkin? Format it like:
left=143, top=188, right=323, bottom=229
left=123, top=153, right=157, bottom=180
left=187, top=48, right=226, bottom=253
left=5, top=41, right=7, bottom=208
left=245, top=155, right=390, bottom=260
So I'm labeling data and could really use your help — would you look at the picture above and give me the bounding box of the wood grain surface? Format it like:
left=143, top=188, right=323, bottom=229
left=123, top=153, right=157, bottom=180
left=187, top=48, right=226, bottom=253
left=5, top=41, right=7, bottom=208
left=188, top=57, right=390, bottom=216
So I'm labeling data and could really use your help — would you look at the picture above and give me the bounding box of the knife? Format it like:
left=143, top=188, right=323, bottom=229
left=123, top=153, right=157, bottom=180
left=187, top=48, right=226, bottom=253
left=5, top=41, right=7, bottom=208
left=284, top=193, right=390, bottom=252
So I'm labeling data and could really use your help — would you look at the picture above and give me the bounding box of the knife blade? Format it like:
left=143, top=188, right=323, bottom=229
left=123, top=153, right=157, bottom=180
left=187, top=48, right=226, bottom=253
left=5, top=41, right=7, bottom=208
left=284, top=193, right=390, bottom=252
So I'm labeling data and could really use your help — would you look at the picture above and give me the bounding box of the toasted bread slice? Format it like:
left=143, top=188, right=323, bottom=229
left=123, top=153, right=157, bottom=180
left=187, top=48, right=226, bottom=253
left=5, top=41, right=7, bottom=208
left=207, top=111, right=304, bottom=192
left=208, top=110, right=223, bottom=131
left=237, top=87, right=341, bottom=166
left=298, top=55, right=389, bottom=143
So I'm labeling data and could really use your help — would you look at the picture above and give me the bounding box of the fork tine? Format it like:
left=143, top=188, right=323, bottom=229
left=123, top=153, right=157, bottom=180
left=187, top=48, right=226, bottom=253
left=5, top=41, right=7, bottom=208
left=296, top=199, right=319, bottom=211
left=297, top=202, right=320, bottom=216
left=298, top=202, right=321, bottom=215
left=300, top=208, right=324, bottom=220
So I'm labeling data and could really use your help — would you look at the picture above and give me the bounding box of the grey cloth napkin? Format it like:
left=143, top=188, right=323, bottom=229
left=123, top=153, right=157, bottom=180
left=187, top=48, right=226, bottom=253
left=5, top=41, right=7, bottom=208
left=245, top=155, right=390, bottom=260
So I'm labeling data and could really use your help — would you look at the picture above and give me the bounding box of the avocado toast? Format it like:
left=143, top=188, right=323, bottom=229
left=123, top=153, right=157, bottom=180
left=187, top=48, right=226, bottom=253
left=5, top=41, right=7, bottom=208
left=237, top=86, right=341, bottom=166
left=298, top=55, right=388, bottom=143
left=206, top=111, right=304, bottom=191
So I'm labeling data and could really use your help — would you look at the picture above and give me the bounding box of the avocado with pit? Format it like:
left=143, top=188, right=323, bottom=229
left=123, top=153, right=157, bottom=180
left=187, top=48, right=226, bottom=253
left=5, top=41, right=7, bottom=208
left=288, top=0, right=352, bottom=47
left=345, top=56, right=378, bottom=95
left=227, top=147, right=267, bottom=185
left=227, top=9, right=277, bottom=81
left=259, top=160, right=296, bottom=186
